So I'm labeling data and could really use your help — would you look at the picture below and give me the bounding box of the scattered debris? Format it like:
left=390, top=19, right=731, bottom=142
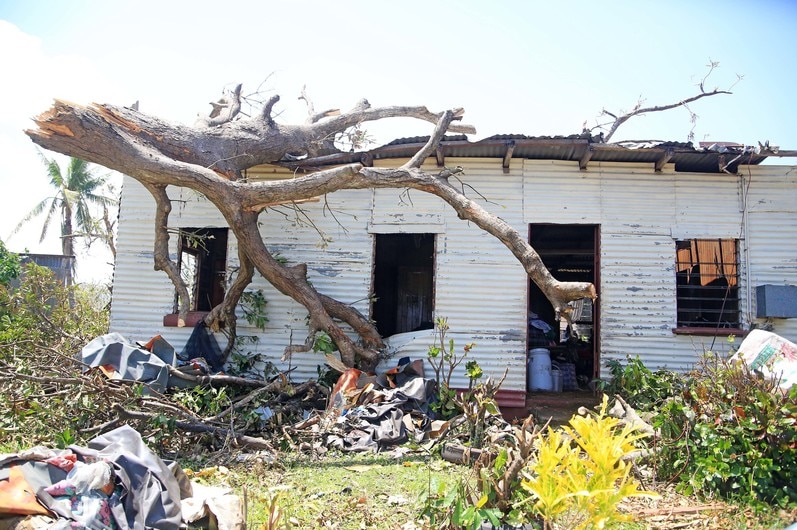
left=731, top=329, right=797, bottom=390
left=0, top=426, right=244, bottom=530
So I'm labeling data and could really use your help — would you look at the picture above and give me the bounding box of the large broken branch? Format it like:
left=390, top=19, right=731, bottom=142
left=25, top=86, right=592, bottom=370
left=28, top=98, right=475, bottom=180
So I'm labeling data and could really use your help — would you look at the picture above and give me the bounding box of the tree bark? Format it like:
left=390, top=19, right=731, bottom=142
left=26, top=93, right=595, bottom=370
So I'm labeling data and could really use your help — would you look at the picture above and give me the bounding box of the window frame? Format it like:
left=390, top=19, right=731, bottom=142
left=164, top=227, right=228, bottom=327
left=673, top=238, right=743, bottom=335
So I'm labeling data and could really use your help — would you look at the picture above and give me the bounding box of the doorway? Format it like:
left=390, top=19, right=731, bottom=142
left=528, top=224, right=599, bottom=386
left=372, top=233, right=435, bottom=337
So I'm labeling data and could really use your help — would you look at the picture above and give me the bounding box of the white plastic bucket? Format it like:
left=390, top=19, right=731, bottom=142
left=551, top=369, right=563, bottom=392
left=527, top=348, right=552, bottom=391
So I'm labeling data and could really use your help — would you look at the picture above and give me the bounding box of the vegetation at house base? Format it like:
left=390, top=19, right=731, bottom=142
left=653, top=352, right=797, bottom=507
left=602, top=349, right=797, bottom=510
left=1, top=273, right=796, bottom=528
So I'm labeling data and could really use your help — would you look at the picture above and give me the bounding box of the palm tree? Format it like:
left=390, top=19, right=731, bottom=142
left=10, top=151, right=117, bottom=260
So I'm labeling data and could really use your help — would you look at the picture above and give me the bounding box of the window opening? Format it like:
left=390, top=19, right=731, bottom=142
left=372, top=233, right=435, bottom=337
left=675, top=238, right=739, bottom=328
left=177, top=227, right=228, bottom=312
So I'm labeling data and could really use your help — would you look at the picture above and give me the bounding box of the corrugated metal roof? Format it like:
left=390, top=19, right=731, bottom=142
left=289, top=135, right=794, bottom=174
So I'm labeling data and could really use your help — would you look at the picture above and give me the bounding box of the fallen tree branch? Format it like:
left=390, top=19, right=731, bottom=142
left=166, top=365, right=276, bottom=388
left=115, top=404, right=275, bottom=452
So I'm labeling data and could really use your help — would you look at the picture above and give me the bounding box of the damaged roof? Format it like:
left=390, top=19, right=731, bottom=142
left=292, top=134, right=797, bottom=174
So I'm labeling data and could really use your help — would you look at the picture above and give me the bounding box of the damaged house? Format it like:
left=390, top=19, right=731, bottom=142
left=108, top=136, right=797, bottom=408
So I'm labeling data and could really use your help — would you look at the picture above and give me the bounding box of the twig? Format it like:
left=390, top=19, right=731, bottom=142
left=115, top=404, right=275, bottom=451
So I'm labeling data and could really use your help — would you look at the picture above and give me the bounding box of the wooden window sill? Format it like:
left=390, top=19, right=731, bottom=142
left=163, top=312, right=209, bottom=328
left=672, top=327, right=747, bottom=337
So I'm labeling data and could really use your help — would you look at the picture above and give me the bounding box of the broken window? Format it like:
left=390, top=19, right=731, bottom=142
left=675, top=238, right=740, bottom=329
left=176, top=227, right=228, bottom=312
left=372, top=234, right=435, bottom=337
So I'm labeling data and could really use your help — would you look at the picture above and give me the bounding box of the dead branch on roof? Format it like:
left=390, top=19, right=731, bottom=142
left=588, top=60, right=739, bottom=143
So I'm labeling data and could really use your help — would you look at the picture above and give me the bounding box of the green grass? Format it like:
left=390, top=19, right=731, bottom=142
left=183, top=449, right=797, bottom=530
left=215, top=451, right=472, bottom=529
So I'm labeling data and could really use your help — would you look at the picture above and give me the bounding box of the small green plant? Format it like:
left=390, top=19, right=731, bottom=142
left=599, top=355, right=682, bottom=411
left=312, top=332, right=335, bottom=354
left=426, top=317, right=476, bottom=419
left=455, top=369, right=503, bottom=449
left=172, top=385, right=231, bottom=416
left=240, top=289, right=269, bottom=329
left=420, top=477, right=503, bottom=530
left=227, top=346, right=278, bottom=379
left=518, top=395, right=658, bottom=529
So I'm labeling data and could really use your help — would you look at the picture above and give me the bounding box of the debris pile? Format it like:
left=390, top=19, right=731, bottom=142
left=0, top=426, right=244, bottom=530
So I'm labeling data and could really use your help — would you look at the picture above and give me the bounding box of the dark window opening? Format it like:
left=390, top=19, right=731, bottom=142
left=177, top=228, right=228, bottom=312
left=372, top=234, right=435, bottom=337
left=675, top=238, right=740, bottom=329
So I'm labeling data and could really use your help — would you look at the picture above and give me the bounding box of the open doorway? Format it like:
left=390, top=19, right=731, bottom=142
left=528, top=224, right=599, bottom=388
left=372, top=233, right=435, bottom=337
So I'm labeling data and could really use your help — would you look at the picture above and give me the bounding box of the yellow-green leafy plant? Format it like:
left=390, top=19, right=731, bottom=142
left=519, top=395, right=658, bottom=529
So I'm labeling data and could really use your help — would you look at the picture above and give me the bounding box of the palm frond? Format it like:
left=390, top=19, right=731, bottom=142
left=40, top=199, right=60, bottom=243
left=9, top=198, right=54, bottom=237
left=37, top=149, right=64, bottom=187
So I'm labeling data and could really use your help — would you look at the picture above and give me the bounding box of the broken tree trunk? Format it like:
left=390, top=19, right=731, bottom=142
left=26, top=91, right=595, bottom=369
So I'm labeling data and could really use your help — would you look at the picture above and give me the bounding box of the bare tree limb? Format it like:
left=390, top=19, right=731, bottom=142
left=587, top=61, right=737, bottom=143
left=115, top=404, right=275, bottom=451
left=205, top=247, right=256, bottom=359
left=601, top=89, right=731, bottom=143
left=197, top=83, right=243, bottom=127
left=142, top=183, right=191, bottom=326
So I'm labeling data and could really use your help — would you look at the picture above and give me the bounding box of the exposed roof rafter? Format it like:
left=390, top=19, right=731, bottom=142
left=579, top=145, right=594, bottom=170
left=502, top=140, right=516, bottom=174
left=654, top=147, right=675, bottom=172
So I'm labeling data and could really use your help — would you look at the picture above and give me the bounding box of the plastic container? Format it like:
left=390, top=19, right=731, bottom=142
left=551, top=368, right=563, bottom=392
left=527, top=348, right=552, bottom=391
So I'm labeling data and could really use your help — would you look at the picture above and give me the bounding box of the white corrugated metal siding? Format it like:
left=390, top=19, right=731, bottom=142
left=434, top=159, right=527, bottom=393
left=521, top=160, right=776, bottom=373
left=111, top=158, right=797, bottom=394
left=744, top=165, right=797, bottom=342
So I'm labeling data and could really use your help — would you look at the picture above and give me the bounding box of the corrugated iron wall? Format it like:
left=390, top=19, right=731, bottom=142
left=523, top=159, right=794, bottom=373
left=110, top=158, right=797, bottom=393
left=744, top=164, right=797, bottom=340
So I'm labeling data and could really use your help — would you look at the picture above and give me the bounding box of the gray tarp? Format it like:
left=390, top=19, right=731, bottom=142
left=0, top=426, right=182, bottom=530
left=79, top=333, right=174, bottom=393
left=327, top=375, right=437, bottom=451
left=72, top=425, right=182, bottom=530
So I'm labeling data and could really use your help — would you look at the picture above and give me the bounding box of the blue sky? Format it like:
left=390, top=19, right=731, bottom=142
left=2, top=0, right=796, bottom=281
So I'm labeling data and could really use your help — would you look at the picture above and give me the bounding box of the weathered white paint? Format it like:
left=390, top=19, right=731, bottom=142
left=110, top=157, right=797, bottom=398
left=744, top=164, right=797, bottom=340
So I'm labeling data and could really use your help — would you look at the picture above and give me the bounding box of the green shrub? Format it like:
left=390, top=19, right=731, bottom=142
left=654, top=352, right=797, bottom=508
left=600, top=355, right=683, bottom=411
left=0, top=263, right=111, bottom=449
left=0, top=238, right=20, bottom=286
